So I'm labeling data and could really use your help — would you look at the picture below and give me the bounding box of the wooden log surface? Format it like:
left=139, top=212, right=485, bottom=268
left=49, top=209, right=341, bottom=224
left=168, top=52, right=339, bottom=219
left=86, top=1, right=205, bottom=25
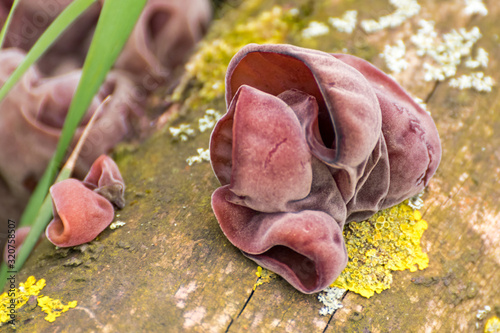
left=4, top=0, right=500, bottom=332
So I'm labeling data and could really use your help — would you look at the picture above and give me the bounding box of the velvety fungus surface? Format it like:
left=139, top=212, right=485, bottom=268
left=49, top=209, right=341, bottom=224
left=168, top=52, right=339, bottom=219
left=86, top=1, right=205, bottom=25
left=210, top=44, right=441, bottom=294
left=46, top=155, right=125, bottom=248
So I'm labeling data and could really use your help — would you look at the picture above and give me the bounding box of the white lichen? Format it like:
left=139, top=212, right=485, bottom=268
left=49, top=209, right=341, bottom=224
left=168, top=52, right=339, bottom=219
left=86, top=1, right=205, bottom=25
left=476, top=305, right=491, bottom=320
left=318, top=287, right=346, bottom=316
left=408, top=191, right=424, bottom=210
left=302, top=21, right=330, bottom=38
left=411, top=21, right=482, bottom=81
left=186, top=148, right=210, bottom=166
left=465, top=47, right=489, bottom=69
left=110, top=221, right=126, bottom=230
left=198, top=109, right=222, bottom=132
left=361, top=0, right=420, bottom=33
left=380, top=40, right=408, bottom=73
left=169, top=124, right=195, bottom=141
left=410, top=20, right=438, bottom=56
left=464, top=0, right=488, bottom=16
left=288, top=8, right=300, bottom=17
left=328, top=10, right=357, bottom=34
left=449, top=72, right=495, bottom=92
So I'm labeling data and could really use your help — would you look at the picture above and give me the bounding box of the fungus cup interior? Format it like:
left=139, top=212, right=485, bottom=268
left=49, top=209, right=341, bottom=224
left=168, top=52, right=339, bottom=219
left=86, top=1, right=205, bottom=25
left=226, top=49, right=383, bottom=169
left=228, top=52, right=333, bottom=148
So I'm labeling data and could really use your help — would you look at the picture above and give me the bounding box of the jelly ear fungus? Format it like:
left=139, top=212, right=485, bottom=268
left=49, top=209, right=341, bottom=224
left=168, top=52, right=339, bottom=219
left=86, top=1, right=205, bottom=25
left=210, top=44, right=441, bottom=293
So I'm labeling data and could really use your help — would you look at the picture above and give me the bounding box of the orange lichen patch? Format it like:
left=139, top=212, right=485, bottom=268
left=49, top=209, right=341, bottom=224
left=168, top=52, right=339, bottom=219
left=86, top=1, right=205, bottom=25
left=0, top=276, right=77, bottom=324
left=331, top=203, right=429, bottom=298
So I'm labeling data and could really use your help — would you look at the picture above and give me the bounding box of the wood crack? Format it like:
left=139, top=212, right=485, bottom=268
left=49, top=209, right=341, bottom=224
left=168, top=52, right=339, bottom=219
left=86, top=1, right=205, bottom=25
left=224, top=289, right=255, bottom=332
left=321, top=291, right=349, bottom=333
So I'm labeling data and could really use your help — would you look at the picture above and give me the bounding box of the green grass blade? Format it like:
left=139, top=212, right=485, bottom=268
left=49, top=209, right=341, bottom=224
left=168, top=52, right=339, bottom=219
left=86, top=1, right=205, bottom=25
left=50, top=0, right=148, bottom=188
left=11, top=0, right=97, bottom=228
left=1, top=0, right=98, bottom=229
left=0, top=0, right=97, bottom=103
left=0, top=0, right=147, bottom=291
left=0, top=0, right=21, bottom=48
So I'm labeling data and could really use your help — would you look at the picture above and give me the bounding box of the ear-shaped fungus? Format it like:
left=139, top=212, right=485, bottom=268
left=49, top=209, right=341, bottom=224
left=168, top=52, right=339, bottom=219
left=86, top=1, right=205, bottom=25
left=0, top=49, right=139, bottom=223
left=46, top=155, right=125, bottom=247
left=210, top=44, right=441, bottom=294
left=46, top=179, right=114, bottom=248
left=115, top=0, right=212, bottom=86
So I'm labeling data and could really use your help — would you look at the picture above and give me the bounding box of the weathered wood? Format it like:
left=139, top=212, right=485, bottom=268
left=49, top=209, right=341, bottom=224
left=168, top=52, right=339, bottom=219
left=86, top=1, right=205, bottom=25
left=5, top=0, right=500, bottom=332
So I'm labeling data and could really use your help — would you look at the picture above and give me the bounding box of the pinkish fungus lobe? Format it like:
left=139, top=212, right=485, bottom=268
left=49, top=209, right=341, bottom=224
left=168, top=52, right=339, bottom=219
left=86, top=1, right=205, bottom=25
left=46, top=155, right=125, bottom=248
left=210, top=44, right=441, bottom=294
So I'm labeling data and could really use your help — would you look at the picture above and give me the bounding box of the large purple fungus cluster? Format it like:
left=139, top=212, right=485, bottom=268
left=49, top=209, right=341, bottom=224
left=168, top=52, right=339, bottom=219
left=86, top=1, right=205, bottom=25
left=210, top=44, right=441, bottom=294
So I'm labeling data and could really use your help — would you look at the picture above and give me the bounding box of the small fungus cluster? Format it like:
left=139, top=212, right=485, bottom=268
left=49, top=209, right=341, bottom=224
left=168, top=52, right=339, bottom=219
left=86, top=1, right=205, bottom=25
left=0, top=0, right=213, bottom=223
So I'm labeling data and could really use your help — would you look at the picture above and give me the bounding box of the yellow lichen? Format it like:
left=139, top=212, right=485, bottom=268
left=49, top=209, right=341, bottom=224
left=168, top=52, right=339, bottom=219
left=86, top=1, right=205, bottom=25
left=175, top=2, right=301, bottom=106
left=1, top=276, right=46, bottom=324
left=0, top=276, right=77, bottom=324
left=37, top=296, right=77, bottom=323
left=485, top=316, right=500, bottom=333
left=253, top=266, right=276, bottom=290
left=331, top=203, right=429, bottom=298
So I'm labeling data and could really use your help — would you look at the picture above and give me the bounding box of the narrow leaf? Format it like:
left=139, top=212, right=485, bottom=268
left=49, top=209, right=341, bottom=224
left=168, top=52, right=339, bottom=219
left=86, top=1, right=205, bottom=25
left=0, top=0, right=21, bottom=48
left=0, top=0, right=97, bottom=102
